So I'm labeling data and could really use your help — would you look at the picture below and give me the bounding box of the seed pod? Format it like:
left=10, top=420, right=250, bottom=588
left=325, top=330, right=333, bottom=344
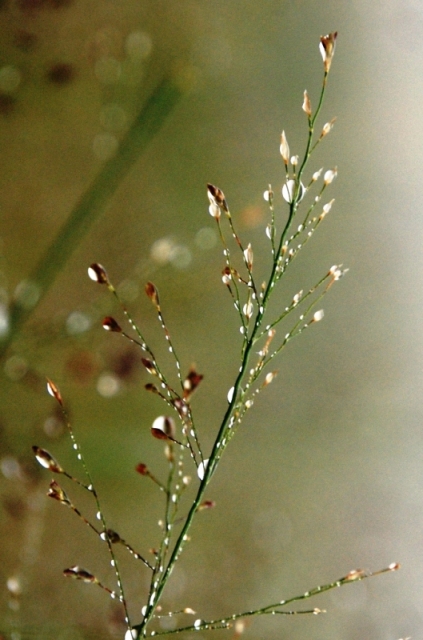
left=63, top=566, right=96, bottom=583
left=47, top=480, right=71, bottom=505
left=102, top=316, right=122, bottom=332
left=207, top=183, right=228, bottom=212
left=46, top=378, right=63, bottom=405
left=280, top=130, right=290, bottom=166
left=319, top=32, right=338, bottom=73
left=302, top=90, right=312, bottom=116
left=87, top=263, right=109, bottom=285
left=183, top=366, right=204, bottom=399
left=151, top=416, right=176, bottom=440
left=145, top=281, right=160, bottom=308
left=141, top=358, right=157, bottom=375
left=33, top=446, right=64, bottom=474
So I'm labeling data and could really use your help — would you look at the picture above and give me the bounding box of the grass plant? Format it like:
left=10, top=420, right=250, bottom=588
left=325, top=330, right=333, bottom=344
left=33, top=33, right=399, bottom=639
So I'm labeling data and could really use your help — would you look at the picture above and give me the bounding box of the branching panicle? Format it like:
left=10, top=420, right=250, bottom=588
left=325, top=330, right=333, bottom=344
left=33, top=33, right=398, bottom=640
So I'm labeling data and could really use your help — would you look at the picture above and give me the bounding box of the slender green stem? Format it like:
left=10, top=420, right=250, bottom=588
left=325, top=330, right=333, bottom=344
left=0, top=76, right=186, bottom=357
left=135, top=69, right=332, bottom=639
left=147, top=564, right=398, bottom=636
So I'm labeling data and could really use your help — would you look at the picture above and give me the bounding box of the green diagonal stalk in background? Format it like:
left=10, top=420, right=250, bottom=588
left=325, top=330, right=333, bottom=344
left=0, top=75, right=186, bottom=357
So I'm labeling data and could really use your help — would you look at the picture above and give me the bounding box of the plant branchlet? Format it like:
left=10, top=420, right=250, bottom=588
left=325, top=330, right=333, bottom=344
left=33, top=33, right=399, bottom=639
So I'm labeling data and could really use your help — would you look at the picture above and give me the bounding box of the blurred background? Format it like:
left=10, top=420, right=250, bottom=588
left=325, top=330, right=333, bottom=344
left=0, top=0, right=422, bottom=638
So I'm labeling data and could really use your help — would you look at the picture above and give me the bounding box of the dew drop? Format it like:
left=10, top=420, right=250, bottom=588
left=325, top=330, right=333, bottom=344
left=111, top=559, right=115, bottom=567
left=197, top=459, right=209, bottom=480
left=100, top=532, right=107, bottom=541
left=77, top=454, right=82, bottom=460
left=96, top=511, right=101, bottom=520
left=194, top=619, right=202, bottom=630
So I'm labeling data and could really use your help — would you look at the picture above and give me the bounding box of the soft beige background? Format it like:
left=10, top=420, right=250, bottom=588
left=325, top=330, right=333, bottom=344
left=0, top=1, right=422, bottom=639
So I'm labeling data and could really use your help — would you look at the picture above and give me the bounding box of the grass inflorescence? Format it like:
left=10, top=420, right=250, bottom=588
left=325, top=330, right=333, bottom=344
left=33, top=32, right=399, bottom=639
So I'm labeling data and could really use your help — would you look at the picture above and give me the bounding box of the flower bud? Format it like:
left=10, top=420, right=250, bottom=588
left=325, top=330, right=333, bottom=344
left=142, top=358, right=157, bottom=375
left=280, top=130, right=290, bottom=166
left=243, top=243, right=253, bottom=270
left=302, top=90, right=312, bottom=116
left=63, top=566, right=96, bottom=583
left=151, top=416, right=176, bottom=440
left=102, top=316, right=122, bottom=332
left=47, top=480, right=71, bottom=505
left=46, top=378, right=63, bottom=405
left=33, top=446, right=64, bottom=473
left=323, top=168, right=337, bottom=185
left=320, top=117, right=336, bottom=138
left=319, top=32, right=337, bottom=73
left=311, top=309, right=324, bottom=323
left=145, top=281, right=160, bottom=307
left=207, top=183, right=228, bottom=212
left=88, top=263, right=109, bottom=285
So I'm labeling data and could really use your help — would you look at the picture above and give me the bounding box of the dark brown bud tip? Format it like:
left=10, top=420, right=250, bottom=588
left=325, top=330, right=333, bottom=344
left=141, top=358, right=157, bottom=375
left=319, top=32, right=338, bottom=73
left=145, top=383, right=159, bottom=394
left=88, top=263, right=109, bottom=285
left=198, top=500, right=216, bottom=511
left=32, top=445, right=64, bottom=473
left=152, top=416, right=176, bottom=439
left=63, top=566, right=96, bottom=583
left=151, top=427, right=171, bottom=441
left=102, top=316, right=122, bottom=332
left=145, top=281, right=160, bottom=307
left=183, top=367, right=204, bottom=399
left=207, top=183, right=229, bottom=212
left=47, top=479, right=70, bottom=505
left=105, top=528, right=122, bottom=544
left=46, top=378, right=63, bottom=405
left=135, top=462, right=149, bottom=475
